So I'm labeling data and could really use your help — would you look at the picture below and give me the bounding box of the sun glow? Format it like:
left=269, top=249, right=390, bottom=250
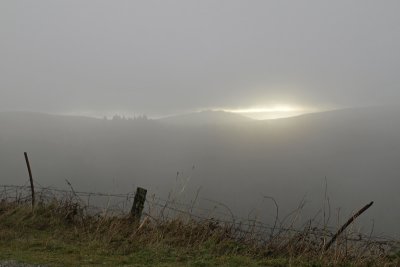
left=219, top=105, right=313, bottom=120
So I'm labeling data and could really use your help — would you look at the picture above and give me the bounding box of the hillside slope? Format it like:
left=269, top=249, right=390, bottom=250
left=1, top=107, right=400, bottom=236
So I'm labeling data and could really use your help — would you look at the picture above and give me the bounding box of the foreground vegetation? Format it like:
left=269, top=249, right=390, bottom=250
left=0, top=199, right=398, bottom=267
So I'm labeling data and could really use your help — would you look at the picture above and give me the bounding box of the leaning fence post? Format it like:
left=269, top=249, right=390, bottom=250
left=324, top=201, right=374, bottom=251
left=24, top=152, right=35, bottom=209
left=130, top=187, right=147, bottom=221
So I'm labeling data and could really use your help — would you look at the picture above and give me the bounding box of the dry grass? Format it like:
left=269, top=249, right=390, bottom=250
left=0, top=194, right=399, bottom=266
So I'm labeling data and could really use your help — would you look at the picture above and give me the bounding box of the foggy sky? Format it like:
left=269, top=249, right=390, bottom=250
left=1, top=1, right=400, bottom=117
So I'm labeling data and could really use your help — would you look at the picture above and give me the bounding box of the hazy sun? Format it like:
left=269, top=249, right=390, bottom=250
left=220, top=105, right=311, bottom=120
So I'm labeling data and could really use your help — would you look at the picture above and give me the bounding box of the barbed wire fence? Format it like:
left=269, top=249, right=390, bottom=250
left=0, top=183, right=398, bottom=255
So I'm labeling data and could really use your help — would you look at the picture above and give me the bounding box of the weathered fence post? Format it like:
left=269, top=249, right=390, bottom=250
left=324, top=201, right=374, bottom=251
left=24, top=152, right=35, bottom=209
left=130, top=187, right=147, bottom=221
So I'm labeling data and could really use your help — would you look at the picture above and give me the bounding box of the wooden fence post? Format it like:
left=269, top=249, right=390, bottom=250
left=324, top=201, right=374, bottom=251
left=24, top=152, right=35, bottom=209
left=130, top=187, right=147, bottom=221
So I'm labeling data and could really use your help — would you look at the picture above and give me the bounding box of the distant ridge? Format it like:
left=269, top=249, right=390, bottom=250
left=158, top=110, right=254, bottom=126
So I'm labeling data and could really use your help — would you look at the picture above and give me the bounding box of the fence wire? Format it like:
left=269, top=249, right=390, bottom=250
left=0, top=184, right=398, bottom=253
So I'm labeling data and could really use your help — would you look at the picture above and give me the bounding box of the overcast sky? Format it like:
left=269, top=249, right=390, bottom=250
left=1, top=0, right=399, bottom=117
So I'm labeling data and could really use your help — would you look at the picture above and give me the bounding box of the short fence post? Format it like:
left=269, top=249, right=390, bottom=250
left=130, top=187, right=147, bottom=222
left=24, top=152, right=35, bottom=209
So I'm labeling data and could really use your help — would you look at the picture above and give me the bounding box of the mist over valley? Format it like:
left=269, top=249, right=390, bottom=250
left=1, top=107, right=399, bottom=236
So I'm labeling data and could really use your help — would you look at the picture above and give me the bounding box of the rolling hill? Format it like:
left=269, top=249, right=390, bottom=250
left=1, top=106, right=400, bottom=236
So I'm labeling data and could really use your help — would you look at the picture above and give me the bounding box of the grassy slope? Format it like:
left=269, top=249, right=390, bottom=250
left=0, top=204, right=287, bottom=267
left=0, top=202, right=396, bottom=267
